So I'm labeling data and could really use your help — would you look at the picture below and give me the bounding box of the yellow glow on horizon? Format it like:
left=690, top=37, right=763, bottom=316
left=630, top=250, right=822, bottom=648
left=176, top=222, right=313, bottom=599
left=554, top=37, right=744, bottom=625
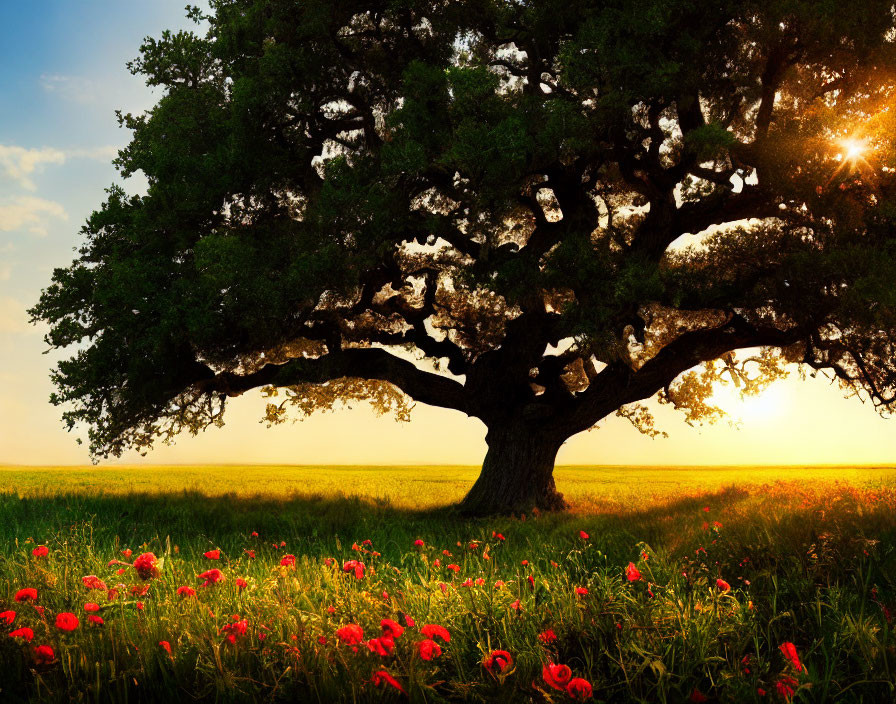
left=708, top=381, right=791, bottom=425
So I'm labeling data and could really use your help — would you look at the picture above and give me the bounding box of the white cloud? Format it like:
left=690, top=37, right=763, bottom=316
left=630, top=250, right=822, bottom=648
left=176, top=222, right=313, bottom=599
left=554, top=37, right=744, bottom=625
left=0, top=145, right=66, bottom=191
left=0, top=196, right=68, bottom=237
left=67, top=145, right=121, bottom=161
left=40, top=74, right=98, bottom=104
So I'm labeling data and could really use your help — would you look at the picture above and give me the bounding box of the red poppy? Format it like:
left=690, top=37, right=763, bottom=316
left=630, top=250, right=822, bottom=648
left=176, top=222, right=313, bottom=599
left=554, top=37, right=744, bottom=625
left=244, top=549, right=256, bottom=559
left=716, top=579, right=731, bottom=592
left=538, top=629, right=558, bottom=644
left=88, top=615, right=104, bottom=626
left=566, top=678, right=593, bottom=701
left=416, top=638, right=442, bottom=660
left=133, top=553, right=160, bottom=580
left=483, top=649, right=513, bottom=674
left=420, top=624, right=450, bottom=642
left=33, top=644, right=54, bottom=664
left=371, top=670, right=405, bottom=693
left=527, top=575, right=535, bottom=589
left=32, top=545, right=49, bottom=557
left=542, top=663, right=573, bottom=690
left=335, top=624, right=364, bottom=645
left=342, top=560, right=365, bottom=579
left=575, top=586, right=589, bottom=596
left=130, top=584, right=150, bottom=597
left=84, top=603, right=100, bottom=612
left=121, top=549, right=133, bottom=558
left=197, top=569, right=225, bottom=587
left=159, top=640, right=172, bottom=656
left=510, top=599, right=521, bottom=611
left=9, top=627, right=34, bottom=642
left=0, top=610, right=15, bottom=625
left=220, top=616, right=249, bottom=642
left=625, top=563, right=642, bottom=582
left=775, top=675, right=798, bottom=701
left=690, top=688, right=709, bottom=703
left=203, top=549, right=221, bottom=560
left=280, top=554, right=296, bottom=568
left=461, top=578, right=473, bottom=587
left=447, top=564, right=460, bottom=573
left=381, top=618, right=404, bottom=639
left=55, top=612, right=79, bottom=631
left=495, top=533, right=505, bottom=541
left=404, top=614, right=416, bottom=627
left=236, top=578, right=248, bottom=590
left=14, top=588, right=37, bottom=602
left=413, top=539, right=424, bottom=547
left=177, top=586, right=197, bottom=598
left=33, top=605, right=45, bottom=616
left=367, top=636, right=395, bottom=656
left=579, top=530, right=589, bottom=540
left=81, top=575, right=107, bottom=591
left=779, top=642, right=803, bottom=672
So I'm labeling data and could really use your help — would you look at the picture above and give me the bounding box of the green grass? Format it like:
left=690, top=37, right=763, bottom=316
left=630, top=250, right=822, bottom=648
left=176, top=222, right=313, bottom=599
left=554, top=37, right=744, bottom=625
left=1, top=465, right=895, bottom=702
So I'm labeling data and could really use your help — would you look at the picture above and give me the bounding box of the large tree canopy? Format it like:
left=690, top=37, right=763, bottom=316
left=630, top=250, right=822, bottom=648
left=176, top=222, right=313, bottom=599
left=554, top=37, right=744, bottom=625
left=31, top=0, right=896, bottom=513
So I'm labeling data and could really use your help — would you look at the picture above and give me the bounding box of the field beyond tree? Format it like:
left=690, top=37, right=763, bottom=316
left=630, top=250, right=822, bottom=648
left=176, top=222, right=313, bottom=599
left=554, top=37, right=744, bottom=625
left=1, top=465, right=895, bottom=702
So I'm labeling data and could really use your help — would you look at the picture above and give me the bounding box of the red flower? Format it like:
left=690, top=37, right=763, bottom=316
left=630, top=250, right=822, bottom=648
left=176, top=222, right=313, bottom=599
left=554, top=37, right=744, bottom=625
left=461, top=578, right=473, bottom=587
left=416, top=638, right=442, bottom=660
left=244, top=549, right=256, bottom=559
left=9, top=627, right=34, bottom=641
left=690, top=688, right=709, bottom=703
left=775, top=675, right=798, bottom=701
left=420, top=624, right=450, bottom=642
left=197, top=569, right=225, bottom=587
left=159, top=640, right=172, bottom=656
left=280, top=554, right=296, bottom=568
left=371, top=670, right=405, bottom=693
left=121, top=549, right=133, bottom=558
left=342, top=560, right=365, bottom=579
left=779, top=642, right=803, bottom=672
left=88, top=615, right=104, bottom=626
left=130, top=584, right=150, bottom=597
left=538, top=629, right=558, bottom=644
left=483, top=649, right=513, bottom=674
left=81, top=575, right=107, bottom=591
left=575, top=586, right=589, bottom=596
left=335, top=624, right=364, bottom=645
left=367, top=636, right=395, bottom=656
left=0, top=610, right=15, bottom=625
left=625, top=562, right=642, bottom=582
left=542, top=663, right=573, bottom=690
left=414, top=539, right=425, bottom=547
left=32, top=545, right=49, bottom=557
left=177, top=586, right=197, bottom=598
left=579, top=530, right=589, bottom=540
left=495, top=533, right=505, bottom=541
left=204, top=549, right=221, bottom=560
left=15, top=588, right=37, bottom=602
left=716, top=579, right=731, bottom=592
left=527, top=575, right=535, bottom=589
left=133, top=553, right=160, bottom=580
left=236, top=578, right=248, bottom=591
left=510, top=599, right=521, bottom=611
left=566, top=678, right=593, bottom=701
left=446, top=563, right=460, bottom=573
left=33, top=605, right=45, bottom=616
left=220, top=616, right=249, bottom=643
left=55, top=612, right=79, bottom=631
left=703, top=506, right=710, bottom=512
left=381, top=618, right=404, bottom=639
left=404, top=614, right=416, bottom=627
left=84, top=603, right=100, bottom=612
left=33, top=644, right=54, bottom=664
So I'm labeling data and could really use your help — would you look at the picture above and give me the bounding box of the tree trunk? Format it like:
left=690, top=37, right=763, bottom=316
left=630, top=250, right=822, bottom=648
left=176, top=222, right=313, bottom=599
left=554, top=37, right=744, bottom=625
left=457, top=424, right=567, bottom=515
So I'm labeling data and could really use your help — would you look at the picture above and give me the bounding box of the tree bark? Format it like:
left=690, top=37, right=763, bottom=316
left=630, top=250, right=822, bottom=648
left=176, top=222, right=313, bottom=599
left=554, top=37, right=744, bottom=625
left=458, top=424, right=567, bottom=515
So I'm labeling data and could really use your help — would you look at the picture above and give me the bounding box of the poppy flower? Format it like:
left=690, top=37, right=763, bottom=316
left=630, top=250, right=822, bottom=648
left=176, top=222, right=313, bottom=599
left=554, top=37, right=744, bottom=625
left=420, top=624, right=450, bottom=642
left=81, top=575, right=107, bottom=591
left=15, top=588, right=37, bottom=602
left=159, top=640, right=172, bottom=656
left=413, top=539, right=424, bottom=547
left=9, top=627, right=34, bottom=642
left=461, top=578, right=473, bottom=587
left=324, top=558, right=335, bottom=567
left=416, top=638, right=442, bottom=660
left=0, top=610, right=15, bottom=625
left=335, top=624, right=364, bottom=645
left=447, top=564, right=460, bottom=573
left=542, top=663, right=573, bottom=690
left=579, top=531, right=589, bottom=540
left=204, top=549, right=221, bottom=560
left=236, top=578, right=248, bottom=591
left=244, top=549, right=256, bottom=559
left=327, top=606, right=336, bottom=614
left=130, top=584, right=150, bottom=597
left=527, top=575, right=535, bottom=589
left=566, top=678, right=593, bottom=701
left=690, top=688, right=709, bottom=703
left=197, top=569, right=225, bottom=587
left=342, top=560, right=365, bottom=579
left=33, top=605, right=45, bottom=616
left=438, top=582, right=448, bottom=593
left=121, top=549, right=133, bottom=558
left=84, top=603, right=100, bottom=612
left=88, top=615, right=104, bottom=626
left=177, top=586, right=197, bottom=598
left=625, top=562, right=642, bottom=582
left=55, top=612, right=79, bottom=631
left=538, top=629, right=557, bottom=644
left=779, top=642, right=803, bottom=672
left=362, top=539, right=372, bottom=546
left=716, top=579, right=731, bottom=592
left=33, top=644, right=54, bottom=664
left=367, top=636, right=395, bottom=656
left=495, top=533, right=505, bottom=541
left=32, top=545, right=48, bottom=557
left=133, top=553, right=160, bottom=580
left=575, top=586, right=589, bottom=596
left=775, top=675, right=798, bottom=701
left=483, top=649, right=513, bottom=674
left=494, top=580, right=506, bottom=589
left=381, top=618, right=404, bottom=639
left=280, top=554, right=296, bottom=568
left=371, top=670, right=405, bottom=693
left=510, top=599, right=521, bottom=611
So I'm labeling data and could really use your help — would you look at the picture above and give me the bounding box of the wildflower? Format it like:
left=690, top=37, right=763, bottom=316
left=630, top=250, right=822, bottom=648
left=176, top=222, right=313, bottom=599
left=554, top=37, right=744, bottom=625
left=116, top=568, right=126, bottom=575
left=404, top=614, right=416, bottom=627
left=220, top=616, right=249, bottom=644
left=245, top=549, right=256, bottom=558
left=579, top=531, right=589, bottom=540
left=567, top=678, right=593, bottom=701
left=414, top=539, right=424, bottom=547
left=55, top=613, right=79, bottom=631
left=327, top=606, right=336, bottom=614
left=696, top=547, right=706, bottom=555
left=484, top=649, right=513, bottom=674
left=280, top=554, right=296, bottom=568
left=352, top=542, right=362, bottom=552
left=134, top=553, right=160, bottom=580
left=716, top=579, right=731, bottom=592
left=136, top=602, right=144, bottom=610
left=84, top=603, right=100, bottom=612
left=439, top=582, right=448, bottom=594
left=177, top=586, right=197, bottom=598
left=510, top=599, right=521, bottom=611
left=317, top=635, right=327, bottom=645
left=703, top=507, right=710, bottom=512
left=775, top=675, right=798, bottom=701
left=713, top=521, right=723, bottom=529
left=335, top=624, right=364, bottom=645
left=250, top=531, right=259, bottom=538
left=469, top=542, right=479, bottom=550
left=197, top=569, right=225, bottom=587
left=88, top=615, right=104, bottom=626
left=575, top=586, right=589, bottom=596
left=420, top=624, right=450, bottom=642
left=130, top=584, right=150, bottom=597
left=382, top=590, right=390, bottom=601
left=641, top=551, right=649, bottom=561
left=324, top=557, right=335, bottom=567
left=447, top=564, right=460, bottom=573
left=542, top=663, right=573, bottom=690
left=521, top=560, right=529, bottom=566
left=495, top=533, right=506, bottom=541
left=9, top=627, right=34, bottom=641
left=342, top=559, right=365, bottom=579
left=495, top=580, right=506, bottom=589
left=32, top=545, right=48, bottom=557
left=82, top=575, right=107, bottom=591
left=443, top=550, right=452, bottom=556
left=1, top=610, right=15, bottom=625
left=625, top=562, right=642, bottom=582
left=433, top=559, right=441, bottom=568
left=362, top=539, right=372, bottom=546
left=538, top=629, right=558, bottom=644
left=121, top=549, right=133, bottom=558
left=757, top=687, right=766, bottom=696
left=475, top=578, right=485, bottom=586
left=779, top=642, right=803, bottom=672
left=236, top=578, right=248, bottom=591
left=416, top=639, right=442, bottom=660
left=461, top=578, right=473, bottom=588
left=690, top=688, right=709, bottom=703
left=551, top=560, right=559, bottom=568
left=33, top=644, right=54, bottom=664
left=527, top=575, right=535, bottom=589
left=381, top=618, right=404, bottom=639
left=204, top=549, right=221, bottom=560
left=159, top=640, right=172, bottom=655
left=371, top=670, right=405, bottom=694
left=367, top=636, right=395, bottom=656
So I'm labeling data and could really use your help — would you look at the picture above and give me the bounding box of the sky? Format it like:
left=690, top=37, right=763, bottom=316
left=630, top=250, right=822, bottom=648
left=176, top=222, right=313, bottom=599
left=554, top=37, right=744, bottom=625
left=2, top=2, right=896, bottom=468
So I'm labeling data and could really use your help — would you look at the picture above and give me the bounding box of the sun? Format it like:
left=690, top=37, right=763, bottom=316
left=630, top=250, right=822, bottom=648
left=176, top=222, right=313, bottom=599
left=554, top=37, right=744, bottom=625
left=840, top=137, right=869, bottom=163
left=708, top=382, right=791, bottom=425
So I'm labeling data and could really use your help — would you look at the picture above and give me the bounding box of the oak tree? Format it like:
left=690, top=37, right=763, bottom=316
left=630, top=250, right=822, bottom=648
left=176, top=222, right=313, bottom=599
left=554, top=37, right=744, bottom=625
left=31, top=0, right=896, bottom=513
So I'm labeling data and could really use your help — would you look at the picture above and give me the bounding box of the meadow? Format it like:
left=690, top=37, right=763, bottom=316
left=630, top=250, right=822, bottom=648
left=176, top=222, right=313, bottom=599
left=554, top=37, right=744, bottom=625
left=0, top=464, right=895, bottom=702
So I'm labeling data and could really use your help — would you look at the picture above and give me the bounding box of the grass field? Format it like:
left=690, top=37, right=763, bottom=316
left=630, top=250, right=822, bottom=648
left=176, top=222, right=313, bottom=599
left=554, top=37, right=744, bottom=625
left=1, top=464, right=895, bottom=702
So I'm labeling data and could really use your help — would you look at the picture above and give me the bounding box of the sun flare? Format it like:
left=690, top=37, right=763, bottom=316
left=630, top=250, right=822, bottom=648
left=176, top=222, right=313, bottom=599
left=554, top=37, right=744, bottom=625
left=708, top=382, right=791, bottom=425
left=840, top=137, right=869, bottom=163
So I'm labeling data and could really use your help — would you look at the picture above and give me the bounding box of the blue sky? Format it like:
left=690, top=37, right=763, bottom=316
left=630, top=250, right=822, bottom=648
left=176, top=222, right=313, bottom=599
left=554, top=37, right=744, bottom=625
left=3, top=2, right=896, bottom=467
